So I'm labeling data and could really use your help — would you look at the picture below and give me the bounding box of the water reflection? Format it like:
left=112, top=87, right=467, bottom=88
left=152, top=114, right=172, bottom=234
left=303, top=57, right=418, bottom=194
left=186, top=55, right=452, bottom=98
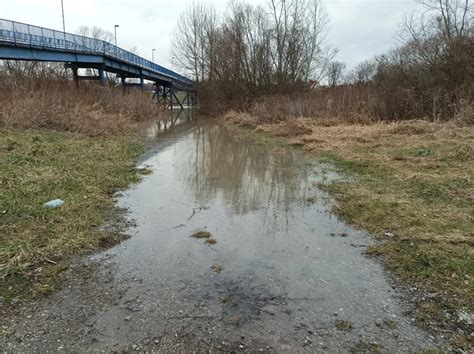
left=148, top=108, right=195, bottom=137
left=149, top=120, right=319, bottom=234
left=185, top=125, right=313, bottom=211
left=91, top=117, right=437, bottom=352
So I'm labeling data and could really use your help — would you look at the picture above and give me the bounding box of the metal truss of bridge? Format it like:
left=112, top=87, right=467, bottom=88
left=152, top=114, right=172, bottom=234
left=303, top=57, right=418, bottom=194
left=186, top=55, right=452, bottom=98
left=0, top=19, right=196, bottom=109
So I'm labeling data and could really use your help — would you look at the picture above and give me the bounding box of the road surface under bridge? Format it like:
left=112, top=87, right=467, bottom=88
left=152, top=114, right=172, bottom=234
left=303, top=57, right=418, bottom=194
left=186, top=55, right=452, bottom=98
left=0, top=18, right=195, bottom=109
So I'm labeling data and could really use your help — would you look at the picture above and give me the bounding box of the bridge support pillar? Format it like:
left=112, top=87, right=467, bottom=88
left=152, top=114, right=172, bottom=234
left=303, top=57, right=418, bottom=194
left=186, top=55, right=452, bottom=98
left=153, top=85, right=191, bottom=111
left=169, top=87, right=174, bottom=110
left=161, top=87, right=171, bottom=110
left=98, top=66, right=106, bottom=86
left=71, top=67, right=79, bottom=86
left=139, top=76, right=144, bottom=90
left=171, top=89, right=184, bottom=110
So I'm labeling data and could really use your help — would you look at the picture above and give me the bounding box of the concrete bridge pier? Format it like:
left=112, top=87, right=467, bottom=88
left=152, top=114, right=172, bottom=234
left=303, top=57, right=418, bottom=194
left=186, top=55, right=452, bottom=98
left=66, top=63, right=107, bottom=86
left=120, top=76, right=145, bottom=90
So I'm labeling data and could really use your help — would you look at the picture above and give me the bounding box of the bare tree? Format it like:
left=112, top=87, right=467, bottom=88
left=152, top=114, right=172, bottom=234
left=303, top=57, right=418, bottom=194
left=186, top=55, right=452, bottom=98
left=268, top=0, right=333, bottom=84
left=76, top=26, right=114, bottom=43
left=327, top=61, right=346, bottom=87
left=416, top=0, right=473, bottom=40
left=75, top=26, right=118, bottom=83
left=345, top=59, right=377, bottom=84
left=171, top=2, right=218, bottom=82
left=170, top=0, right=337, bottom=111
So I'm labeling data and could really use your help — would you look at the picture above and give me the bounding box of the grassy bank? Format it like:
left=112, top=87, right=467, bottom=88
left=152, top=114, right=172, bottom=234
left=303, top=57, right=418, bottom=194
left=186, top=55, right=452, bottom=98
left=224, top=113, right=473, bottom=344
left=0, top=78, right=160, bottom=298
left=0, top=128, right=148, bottom=299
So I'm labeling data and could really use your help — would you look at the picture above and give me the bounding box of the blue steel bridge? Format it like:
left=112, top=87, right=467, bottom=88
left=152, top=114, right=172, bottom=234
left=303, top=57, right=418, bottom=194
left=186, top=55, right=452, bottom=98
left=0, top=19, right=195, bottom=109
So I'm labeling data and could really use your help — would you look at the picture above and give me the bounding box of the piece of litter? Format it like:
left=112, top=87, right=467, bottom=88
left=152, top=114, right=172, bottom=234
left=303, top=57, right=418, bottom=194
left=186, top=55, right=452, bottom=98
left=43, top=199, right=64, bottom=208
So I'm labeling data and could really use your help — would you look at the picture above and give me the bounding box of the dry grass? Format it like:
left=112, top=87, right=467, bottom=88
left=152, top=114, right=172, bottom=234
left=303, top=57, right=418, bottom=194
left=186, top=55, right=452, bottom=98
left=221, top=86, right=473, bottom=126
left=248, top=87, right=377, bottom=124
left=0, top=78, right=160, bottom=136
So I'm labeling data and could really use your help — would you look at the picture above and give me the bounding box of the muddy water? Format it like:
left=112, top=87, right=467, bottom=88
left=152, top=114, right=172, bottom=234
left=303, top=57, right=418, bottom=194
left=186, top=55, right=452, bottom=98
left=1, top=112, right=442, bottom=352
left=86, top=113, right=439, bottom=351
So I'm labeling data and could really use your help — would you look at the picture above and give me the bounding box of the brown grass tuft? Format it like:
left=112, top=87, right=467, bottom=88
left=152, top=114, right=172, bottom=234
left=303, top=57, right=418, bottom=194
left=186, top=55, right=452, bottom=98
left=273, top=118, right=313, bottom=137
left=387, top=120, right=435, bottom=135
left=191, top=231, right=212, bottom=239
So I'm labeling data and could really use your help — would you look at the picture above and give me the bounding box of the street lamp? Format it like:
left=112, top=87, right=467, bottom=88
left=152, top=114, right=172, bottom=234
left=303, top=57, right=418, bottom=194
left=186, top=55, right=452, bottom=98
left=152, top=49, right=156, bottom=62
left=171, top=56, right=176, bottom=70
left=60, top=0, right=66, bottom=32
left=114, top=25, right=119, bottom=46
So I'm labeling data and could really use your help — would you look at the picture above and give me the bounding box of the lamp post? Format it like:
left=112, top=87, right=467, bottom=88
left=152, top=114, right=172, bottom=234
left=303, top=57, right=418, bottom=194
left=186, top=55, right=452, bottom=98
left=171, top=56, right=176, bottom=70
left=114, top=25, right=119, bottom=46
left=152, top=48, right=156, bottom=62
left=60, top=0, right=66, bottom=32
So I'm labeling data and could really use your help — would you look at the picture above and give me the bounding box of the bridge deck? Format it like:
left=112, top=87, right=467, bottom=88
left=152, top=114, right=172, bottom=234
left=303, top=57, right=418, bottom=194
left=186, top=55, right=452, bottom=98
left=0, top=19, right=193, bottom=91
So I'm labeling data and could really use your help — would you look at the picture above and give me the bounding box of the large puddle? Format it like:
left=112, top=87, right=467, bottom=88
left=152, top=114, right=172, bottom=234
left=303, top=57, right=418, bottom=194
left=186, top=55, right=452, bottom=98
left=89, top=112, right=438, bottom=351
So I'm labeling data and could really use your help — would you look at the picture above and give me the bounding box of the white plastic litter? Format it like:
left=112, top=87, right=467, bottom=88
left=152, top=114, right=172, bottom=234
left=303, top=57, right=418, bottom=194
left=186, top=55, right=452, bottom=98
left=43, top=199, right=64, bottom=208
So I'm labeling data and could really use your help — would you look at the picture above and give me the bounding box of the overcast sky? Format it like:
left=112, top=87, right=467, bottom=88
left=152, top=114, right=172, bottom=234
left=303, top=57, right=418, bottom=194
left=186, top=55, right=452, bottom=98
left=1, top=0, right=420, bottom=73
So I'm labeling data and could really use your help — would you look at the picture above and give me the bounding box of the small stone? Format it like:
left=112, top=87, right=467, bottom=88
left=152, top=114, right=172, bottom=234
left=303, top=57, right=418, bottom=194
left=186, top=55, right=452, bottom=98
left=384, top=232, right=394, bottom=238
left=123, top=316, right=132, bottom=321
left=375, top=318, right=383, bottom=327
left=131, top=344, right=139, bottom=351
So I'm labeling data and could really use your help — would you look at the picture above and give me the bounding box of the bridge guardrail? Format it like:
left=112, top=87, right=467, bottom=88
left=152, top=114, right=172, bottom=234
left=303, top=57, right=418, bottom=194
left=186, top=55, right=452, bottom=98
left=0, top=19, right=193, bottom=86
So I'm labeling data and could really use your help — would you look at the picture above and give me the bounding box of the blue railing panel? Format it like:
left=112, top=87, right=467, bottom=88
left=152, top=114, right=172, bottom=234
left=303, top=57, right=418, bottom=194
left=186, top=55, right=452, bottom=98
left=0, top=18, right=193, bottom=86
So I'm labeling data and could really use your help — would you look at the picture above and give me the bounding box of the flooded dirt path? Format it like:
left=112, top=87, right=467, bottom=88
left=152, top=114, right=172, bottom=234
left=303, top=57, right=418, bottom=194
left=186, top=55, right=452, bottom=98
left=1, top=114, right=443, bottom=352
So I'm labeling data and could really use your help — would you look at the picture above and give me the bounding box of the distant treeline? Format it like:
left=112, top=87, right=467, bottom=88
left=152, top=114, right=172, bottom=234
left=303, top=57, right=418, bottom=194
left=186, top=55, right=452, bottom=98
left=172, top=0, right=335, bottom=112
left=173, top=0, right=473, bottom=122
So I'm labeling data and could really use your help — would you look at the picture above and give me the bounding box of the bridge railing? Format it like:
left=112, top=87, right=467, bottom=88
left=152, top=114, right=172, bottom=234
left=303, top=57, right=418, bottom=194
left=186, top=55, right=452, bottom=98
left=0, top=18, right=193, bottom=86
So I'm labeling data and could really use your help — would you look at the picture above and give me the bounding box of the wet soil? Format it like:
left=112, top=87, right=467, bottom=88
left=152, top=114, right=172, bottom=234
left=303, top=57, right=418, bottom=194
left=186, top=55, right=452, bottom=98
left=1, top=113, right=445, bottom=352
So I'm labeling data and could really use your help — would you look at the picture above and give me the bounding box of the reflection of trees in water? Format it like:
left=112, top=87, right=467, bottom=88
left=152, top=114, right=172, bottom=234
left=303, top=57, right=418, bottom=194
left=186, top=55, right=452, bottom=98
left=143, top=110, right=196, bottom=160
left=176, top=124, right=314, bottom=232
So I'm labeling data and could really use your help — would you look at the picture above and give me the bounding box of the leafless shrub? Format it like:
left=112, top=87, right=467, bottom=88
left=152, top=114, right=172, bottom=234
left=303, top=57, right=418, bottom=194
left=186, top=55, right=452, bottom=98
left=453, top=99, right=474, bottom=125
left=1, top=60, right=69, bottom=79
left=0, top=77, right=161, bottom=136
left=371, top=0, right=474, bottom=121
left=255, top=0, right=473, bottom=123
left=246, top=85, right=377, bottom=124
